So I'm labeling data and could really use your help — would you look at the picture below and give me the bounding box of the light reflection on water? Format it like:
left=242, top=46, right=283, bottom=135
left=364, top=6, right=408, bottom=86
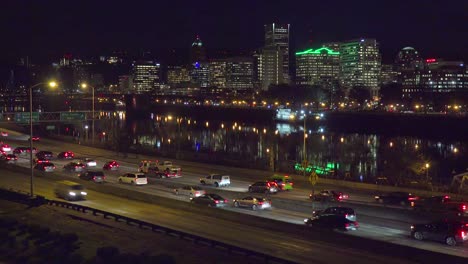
left=129, top=115, right=466, bottom=186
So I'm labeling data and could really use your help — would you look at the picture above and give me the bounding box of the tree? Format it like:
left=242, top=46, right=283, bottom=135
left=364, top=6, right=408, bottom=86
left=348, top=86, right=371, bottom=105
left=380, top=82, right=402, bottom=105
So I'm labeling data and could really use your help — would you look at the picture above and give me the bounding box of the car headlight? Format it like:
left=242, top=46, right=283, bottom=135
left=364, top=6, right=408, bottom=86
left=374, top=196, right=380, bottom=199
left=69, top=192, right=76, bottom=196
left=304, top=218, right=309, bottom=223
left=81, top=192, right=87, bottom=195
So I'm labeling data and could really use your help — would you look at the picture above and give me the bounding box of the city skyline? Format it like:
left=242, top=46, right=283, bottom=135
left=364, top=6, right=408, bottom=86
left=1, top=0, right=467, bottom=65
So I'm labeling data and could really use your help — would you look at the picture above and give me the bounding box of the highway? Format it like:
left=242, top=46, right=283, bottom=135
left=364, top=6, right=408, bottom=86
left=1, top=128, right=467, bottom=262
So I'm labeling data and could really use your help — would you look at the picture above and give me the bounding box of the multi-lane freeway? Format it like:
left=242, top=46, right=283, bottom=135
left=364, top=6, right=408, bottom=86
left=0, top=128, right=467, bottom=263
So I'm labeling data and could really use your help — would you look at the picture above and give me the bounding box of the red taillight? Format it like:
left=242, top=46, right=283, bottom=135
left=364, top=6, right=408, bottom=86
left=345, top=223, right=350, bottom=227
left=258, top=201, right=263, bottom=205
left=290, top=182, right=293, bottom=186
left=224, top=199, right=228, bottom=203
left=93, top=176, right=96, bottom=180
left=408, top=197, right=417, bottom=201
left=462, top=205, right=467, bottom=211
left=354, top=222, right=359, bottom=228
left=215, top=200, right=219, bottom=204
left=339, top=195, right=343, bottom=200
left=345, top=214, right=348, bottom=218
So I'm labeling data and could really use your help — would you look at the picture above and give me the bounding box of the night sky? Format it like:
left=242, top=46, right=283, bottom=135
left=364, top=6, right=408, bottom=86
left=1, top=0, right=467, bottom=64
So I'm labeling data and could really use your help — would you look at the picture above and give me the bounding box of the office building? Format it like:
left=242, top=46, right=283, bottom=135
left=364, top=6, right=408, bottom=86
left=340, top=39, right=381, bottom=96
left=380, top=64, right=399, bottom=85
left=395, top=47, right=423, bottom=94
left=132, top=61, right=160, bottom=93
left=191, top=61, right=210, bottom=88
left=264, top=23, right=290, bottom=83
left=261, top=46, right=283, bottom=90
left=209, top=60, right=227, bottom=88
left=295, top=46, right=340, bottom=88
left=190, top=35, right=207, bottom=63
left=226, top=57, right=254, bottom=90
left=420, top=59, right=467, bottom=92
left=167, top=66, right=191, bottom=87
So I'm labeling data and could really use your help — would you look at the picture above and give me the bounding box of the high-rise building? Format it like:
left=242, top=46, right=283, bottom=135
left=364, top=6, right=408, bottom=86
left=394, top=47, right=423, bottom=94
left=191, top=61, right=210, bottom=88
left=131, top=61, right=160, bottom=93
left=209, top=60, right=227, bottom=88
left=420, top=59, right=467, bottom=92
left=261, top=46, right=283, bottom=90
left=167, top=66, right=191, bottom=87
left=340, top=39, right=381, bottom=95
left=264, top=23, right=290, bottom=83
left=226, top=57, right=254, bottom=90
left=295, top=46, right=340, bottom=88
left=190, top=35, right=207, bottom=63
left=253, top=50, right=263, bottom=89
left=380, top=64, right=399, bottom=85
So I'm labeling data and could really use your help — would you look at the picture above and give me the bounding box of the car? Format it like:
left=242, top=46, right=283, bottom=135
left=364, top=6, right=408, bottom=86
left=200, top=174, right=230, bottom=187
left=174, top=186, right=206, bottom=197
left=233, top=196, right=272, bottom=210
left=36, top=151, right=53, bottom=160
left=312, top=207, right=357, bottom=221
left=0, top=154, right=18, bottom=163
left=412, top=195, right=451, bottom=211
left=269, top=174, right=293, bottom=191
left=54, top=181, right=87, bottom=201
left=248, top=181, right=278, bottom=194
left=190, top=194, right=228, bottom=207
left=411, top=221, right=468, bottom=246
left=374, top=192, right=419, bottom=206
left=304, top=214, right=359, bottom=231
left=57, top=151, right=75, bottom=159
left=29, top=136, right=40, bottom=141
left=310, top=190, right=349, bottom=202
left=1, top=131, right=8, bottom=137
left=103, top=160, right=120, bottom=171
left=34, top=158, right=50, bottom=164
left=34, top=163, right=56, bottom=172
left=0, top=144, right=12, bottom=153
left=81, top=158, right=97, bottom=167
left=63, top=162, right=86, bottom=172
left=118, top=173, right=147, bottom=185
left=13, top=147, right=37, bottom=155
left=79, top=171, right=106, bottom=183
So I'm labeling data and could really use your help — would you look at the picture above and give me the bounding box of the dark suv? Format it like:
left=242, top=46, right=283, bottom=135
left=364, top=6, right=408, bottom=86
left=248, top=181, right=278, bottom=194
left=374, top=192, right=419, bottom=206
left=411, top=221, right=468, bottom=246
left=79, top=171, right=106, bottom=183
left=312, top=207, right=357, bottom=221
left=36, top=151, right=53, bottom=160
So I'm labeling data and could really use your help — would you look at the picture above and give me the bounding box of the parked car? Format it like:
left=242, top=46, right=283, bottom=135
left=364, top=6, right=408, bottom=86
left=310, top=190, right=349, bottom=202
left=304, top=214, right=359, bottom=231
left=312, top=207, right=357, bottom=221
left=103, top=160, right=120, bottom=171
left=1, top=154, right=18, bottom=163
left=81, top=158, right=97, bottom=167
left=233, top=196, right=272, bottom=210
left=79, top=171, right=106, bottom=183
left=200, top=174, right=230, bottom=187
left=34, top=163, right=56, bottom=172
left=63, top=162, right=86, bottom=172
left=269, top=174, right=293, bottom=191
left=190, top=194, right=228, bottom=207
left=36, top=151, right=53, bottom=160
left=374, top=192, right=419, bottom=206
left=411, top=220, right=468, bottom=246
left=54, top=180, right=87, bottom=201
left=57, top=151, right=75, bottom=159
left=174, top=186, right=206, bottom=197
left=248, top=181, right=278, bottom=194
left=118, top=173, right=147, bottom=185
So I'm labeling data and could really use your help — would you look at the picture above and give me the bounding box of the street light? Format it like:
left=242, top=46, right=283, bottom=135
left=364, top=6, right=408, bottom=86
left=29, top=81, right=57, bottom=197
left=303, top=113, right=307, bottom=178
left=81, top=83, right=95, bottom=145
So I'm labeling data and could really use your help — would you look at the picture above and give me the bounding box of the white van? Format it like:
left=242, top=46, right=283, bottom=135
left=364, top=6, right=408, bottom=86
left=54, top=180, right=87, bottom=201
left=200, top=174, right=231, bottom=187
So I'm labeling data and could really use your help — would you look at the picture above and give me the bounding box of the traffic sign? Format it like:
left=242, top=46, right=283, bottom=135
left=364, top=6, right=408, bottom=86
left=309, top=172, right=319, bottom=186
left=60, top=112, right=85, bottom=121
left=15, top=112, right=39, bottom=123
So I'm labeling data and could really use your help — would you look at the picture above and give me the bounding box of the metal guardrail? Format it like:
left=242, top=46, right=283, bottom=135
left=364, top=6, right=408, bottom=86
left=0, top=187, right=296, bottom=264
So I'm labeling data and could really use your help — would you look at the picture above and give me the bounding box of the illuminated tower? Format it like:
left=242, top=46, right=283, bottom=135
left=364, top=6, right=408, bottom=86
left=264, top=23, right=290, bottom=83
left=295, top=46, right=340, bottom=88
left=190, top=35, right=207, bottom=63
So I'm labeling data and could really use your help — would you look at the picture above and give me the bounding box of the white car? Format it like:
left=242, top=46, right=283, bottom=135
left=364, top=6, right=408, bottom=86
left=174, top=186, right=206, bottom=197
left=200, top=174, right=230, bottom=187
left=81, top=158, right=97, bottom=167
left=118, top=173, right=148, bottom=185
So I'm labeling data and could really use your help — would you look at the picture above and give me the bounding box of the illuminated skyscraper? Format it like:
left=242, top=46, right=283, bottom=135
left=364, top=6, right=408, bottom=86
left=264, top=23, right=290, bottom=83
left=226, top=57, right=254, bottom=90
left=394, top=47, right=423, bottom=95
left=167, top=66, right=191, bottom=87
left=190, top=35, right=207, bottom=63
left=262, top=46, right=283, bottom=90
left=295, top=46, right=340, bottom=88
left=132, top=61, right=160, bottom=93
left=340, top=39, right=381, bottom=95
left=209, top=60, right=227, bottom=88
left=191, top=61, right=209, bottom=88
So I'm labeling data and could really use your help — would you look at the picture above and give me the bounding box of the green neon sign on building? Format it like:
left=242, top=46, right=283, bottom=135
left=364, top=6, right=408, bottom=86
left=295, top=47, right=340, bottom=56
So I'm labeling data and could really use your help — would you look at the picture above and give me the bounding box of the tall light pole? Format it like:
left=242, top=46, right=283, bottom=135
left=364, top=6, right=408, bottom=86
left=425, top=163, right=430, bottom=186
left=29, top=81, right=57, bottom=197
left=81, top=83, right=95, bottom=145
left=303, top=113, right=307, bottom=177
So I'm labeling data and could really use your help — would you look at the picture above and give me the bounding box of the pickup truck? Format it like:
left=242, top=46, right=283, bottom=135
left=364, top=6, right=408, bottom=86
left=139, top=160, right=181, bottom=177
left=200, top=174, right=230, bottom=187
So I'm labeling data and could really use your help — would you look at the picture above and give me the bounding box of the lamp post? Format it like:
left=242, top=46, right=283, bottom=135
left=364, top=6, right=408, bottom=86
left=303, top=113, right=307, bottom=178
left=81, top=83, right=95, bottom=145
left=425, top=163, right=430, bottom=185
left=29, top=81, right=57, bottom=197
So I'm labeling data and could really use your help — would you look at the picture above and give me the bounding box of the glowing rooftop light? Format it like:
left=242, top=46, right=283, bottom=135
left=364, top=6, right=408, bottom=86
left=295, top=47, right=340, bottom=56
